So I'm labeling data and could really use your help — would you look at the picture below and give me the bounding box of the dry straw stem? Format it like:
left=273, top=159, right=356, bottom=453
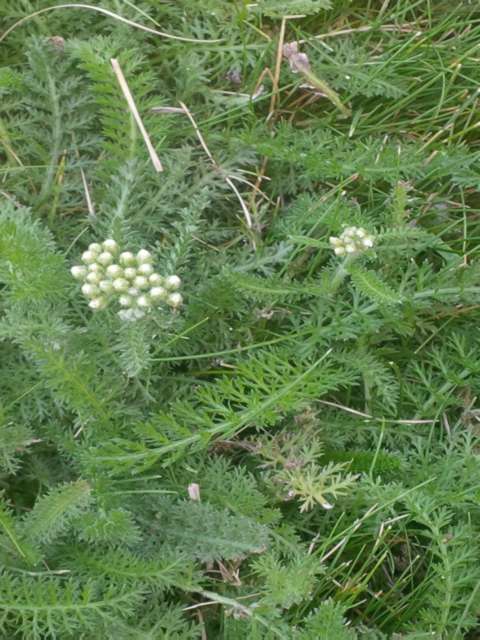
left=268, top=14, right=307, bottom=120
left=269, top=16, right=288, bottom=120
left=72, top=136, right=95, bottom=218
left=255, top=16, right=313, bottom=214
left=178, top=101, right=253, bottom=230
left=0, top=123, right=23, bottom=167
left=0, top=4, right=223, bottom=44
left=110, top=58, right=163, bottom=173
left=150, top=106, right=185, bottom=114
left=297, top=22, right=423, bottom=45
left=79, top=164, right=95, bottom=217
left=317, top=399, right=437, bottom=425
left=0, top=191, right=16, bottom=204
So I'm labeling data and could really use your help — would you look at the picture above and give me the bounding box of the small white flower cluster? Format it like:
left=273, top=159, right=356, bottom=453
left=329, top=226, right=374, bottom=256
left=71, top=240, right=182, bottom=321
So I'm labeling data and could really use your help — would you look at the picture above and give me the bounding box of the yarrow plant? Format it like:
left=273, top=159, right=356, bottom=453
left=329, top=226, right=375, bottom=256
left=71, top=240, right=182, bottom=321
left=1, top=3, right=480, bottom=640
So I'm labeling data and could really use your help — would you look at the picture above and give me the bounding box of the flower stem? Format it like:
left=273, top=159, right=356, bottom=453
left=330, top=255, right=356, bottom=293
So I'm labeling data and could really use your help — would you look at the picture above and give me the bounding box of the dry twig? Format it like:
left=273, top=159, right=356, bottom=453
left=0, top=3, right=222, bottom=44
left=178, top=101, right=253, bottom=230
left=111, top=58, right=163, bottom=173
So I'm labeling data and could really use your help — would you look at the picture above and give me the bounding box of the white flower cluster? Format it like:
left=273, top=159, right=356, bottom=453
left=329, top=226, right=374, bottom=256
left=71, top=240, right=182, bottom=321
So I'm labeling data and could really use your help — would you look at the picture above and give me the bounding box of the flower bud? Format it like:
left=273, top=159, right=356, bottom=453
left=150, top=286, right=166, bottom=300
left=99, top=280, right=114, bottom=293
left=149, top=273, right=163, bottom=286
left=73, top=240, right=184, bottom=320
left=102, top=239, right=118, bottom=253
left=330, top=226, right=374, bottom=257
left=118, top=309, right=136, bottom=322
left=89, top=297, right=107, bottom=310
left=124, top=267, right=137, bottom=280
left=106, top=264, right=123, bottom=278
left=188, top=483, right=201, bottom=501
left=137, top=263, right=153, bottom=276
left=137, top=249, right=152, bottom=263
left=137, top=295, right=151, bottom=308
left=133, top=275, right=149, bottom=289
left=165, top=275, right=181, bottom=290
left=119, top=251, right=136, bottom=266
left=167, top=292, right=183, bottom=308
left=119, top=295, right=132, bottom=307
left=112, top=278, right=129, bottom=292
left=81, top=283, right=99, bottom=297
left=86, top=271, right=102, bottom=284
left=81, top=250, right=97, bottom=264
left=71, top=265, right=87, bottom=280
left=97, top=251, right=113, bottom=266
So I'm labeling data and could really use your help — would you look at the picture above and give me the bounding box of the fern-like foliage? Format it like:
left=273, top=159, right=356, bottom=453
left=0, top=37, right=97, bottom=230
left=0, top=574, right=142, bottom=640
left=0, top=410, right=35, bottom=475
left=71, top=547, right=201, bottom=591
left=403, top=495, right=480, bottom=638
left=21, top=480, right=93, bottom=549
left=298, top=600, right=357, bottom=639
left=84, top=348, right=356, bottom=473
left=0, top=204, right=67, bottom=304
left=347, top=265, right=401, bottom=306
left=153, top=499, right=270, bottom=563
left=1, top=3, right=480, bottom=639
left=0, top=497, right=38, bottom=567
left=252, top=551, right=322, bottom=609
left=253, top=0, right=332, bottom=17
